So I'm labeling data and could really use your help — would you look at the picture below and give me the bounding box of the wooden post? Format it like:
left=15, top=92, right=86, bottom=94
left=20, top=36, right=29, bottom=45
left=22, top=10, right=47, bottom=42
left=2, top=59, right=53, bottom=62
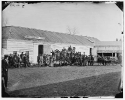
left=115, top=53, right=117, bottom=57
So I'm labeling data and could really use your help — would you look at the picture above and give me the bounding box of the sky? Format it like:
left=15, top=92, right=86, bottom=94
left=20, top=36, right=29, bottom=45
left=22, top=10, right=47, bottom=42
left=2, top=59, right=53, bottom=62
left=2, top=2, right=123, bottom=41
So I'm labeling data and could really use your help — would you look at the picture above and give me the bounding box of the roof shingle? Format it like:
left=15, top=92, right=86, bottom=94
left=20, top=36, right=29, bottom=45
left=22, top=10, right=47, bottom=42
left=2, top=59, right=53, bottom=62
left=2, top=26, right=93, bottom=46
left=95, top=41, right=122, bottom=46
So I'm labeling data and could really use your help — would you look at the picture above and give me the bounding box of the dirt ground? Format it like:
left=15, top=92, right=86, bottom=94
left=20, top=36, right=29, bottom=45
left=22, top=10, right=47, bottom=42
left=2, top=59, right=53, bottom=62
left=7, top=65, right=122, bottom=97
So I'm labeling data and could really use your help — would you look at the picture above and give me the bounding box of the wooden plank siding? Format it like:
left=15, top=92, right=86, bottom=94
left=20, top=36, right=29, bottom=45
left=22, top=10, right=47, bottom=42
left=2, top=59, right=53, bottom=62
left=2, top=39, right=7, bottom=49
left=6, top=39, right=34, bottom=63
left=5, top=40, right=52, bottom=64
left=32, top=42, right=52, bottom=63
left=3, top=39, right=93, bottom=64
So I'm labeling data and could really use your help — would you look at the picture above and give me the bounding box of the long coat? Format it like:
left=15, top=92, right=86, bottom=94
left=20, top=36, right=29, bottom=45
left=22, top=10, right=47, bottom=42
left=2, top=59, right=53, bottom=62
left=2, top=59, right=9, bottom=87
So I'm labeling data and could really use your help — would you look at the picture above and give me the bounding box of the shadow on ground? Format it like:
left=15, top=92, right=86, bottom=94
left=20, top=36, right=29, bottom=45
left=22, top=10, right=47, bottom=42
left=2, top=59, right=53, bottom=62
left=7, top=72, right=121, bottom=98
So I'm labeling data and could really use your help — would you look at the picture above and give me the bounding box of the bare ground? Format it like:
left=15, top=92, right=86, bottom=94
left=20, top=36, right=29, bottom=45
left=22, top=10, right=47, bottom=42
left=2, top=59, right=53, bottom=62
left=7, top=65, right=121, bottom=97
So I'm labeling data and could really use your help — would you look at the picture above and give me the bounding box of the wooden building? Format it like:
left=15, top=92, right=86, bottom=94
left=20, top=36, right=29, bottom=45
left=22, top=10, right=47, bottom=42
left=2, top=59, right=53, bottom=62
left=2, top=26, right=94, bottom=63
left=2, top=26, right=122, bottom=63
left=93, top=41, right=122, bottom=57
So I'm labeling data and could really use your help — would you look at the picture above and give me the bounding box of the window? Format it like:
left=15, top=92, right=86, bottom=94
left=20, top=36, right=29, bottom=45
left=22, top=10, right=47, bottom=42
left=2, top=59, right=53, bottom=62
left=25, top=51, right=29, bottom=55
left=13, top=51, right=17, bottom=54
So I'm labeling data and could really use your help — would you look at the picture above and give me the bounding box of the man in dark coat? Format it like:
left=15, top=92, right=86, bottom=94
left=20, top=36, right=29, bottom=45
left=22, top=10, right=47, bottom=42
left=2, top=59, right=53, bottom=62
left=91, top=55, right=94, bottom=66
left=23, top=54, right=27, bottom=67
left=13, top=53, right=19, bottom=68
left=20, top=52, right=24, bottom=60
left=82, top=53, right=85, bottom=66
left=2, top=55, right=9, bottom=88
left=8, top=54, right=13, bottom=68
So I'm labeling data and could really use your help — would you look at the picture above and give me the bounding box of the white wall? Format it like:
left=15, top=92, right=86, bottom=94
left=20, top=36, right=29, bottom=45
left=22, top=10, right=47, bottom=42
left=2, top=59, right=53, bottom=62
left=75, top=45, right=90, bottom=55
left=33, top=42, right=52, bottom=63
left=92, top=47, right=97, bottom=56
left=2, top=39, right=7, bottom=49
left=96, top=46, right=121, bottom=51
left=6, top=40, right=52, bottom=64
left=51, top=43, right=70, bottom=51
left=44, top=44, right=51, bottom=54
left=94, top=46, right=122, bottom=55
left=6, top=39, right=34, bottom=63
left=51, top=43, right=92, bottom=55
left=33, top=43, right=38, bottom=63
left=33, top=43, right=52, bottom=63
left=4, top=39, right=93, bottom=64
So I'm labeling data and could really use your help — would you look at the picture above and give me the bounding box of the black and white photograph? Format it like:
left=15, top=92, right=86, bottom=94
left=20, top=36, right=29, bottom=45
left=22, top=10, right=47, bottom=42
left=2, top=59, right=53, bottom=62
left=1, top=1, right=123, bottom=98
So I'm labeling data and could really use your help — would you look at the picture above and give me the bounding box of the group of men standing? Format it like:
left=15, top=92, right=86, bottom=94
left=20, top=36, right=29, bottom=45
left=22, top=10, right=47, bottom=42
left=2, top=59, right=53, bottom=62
left=6, top=52, right=30, bottom=68
left=37, top=46, right=94, bottom=67
left=2, top=52, right=30, bottom=95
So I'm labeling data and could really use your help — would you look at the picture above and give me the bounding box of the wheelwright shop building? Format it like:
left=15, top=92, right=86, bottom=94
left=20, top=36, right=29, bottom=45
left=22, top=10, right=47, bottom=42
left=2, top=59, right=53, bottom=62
left=2, top=26, right=94, bottom=63
left=2, top=26, right=122, bottom=63
left=93, top=41, right=122, bottom=58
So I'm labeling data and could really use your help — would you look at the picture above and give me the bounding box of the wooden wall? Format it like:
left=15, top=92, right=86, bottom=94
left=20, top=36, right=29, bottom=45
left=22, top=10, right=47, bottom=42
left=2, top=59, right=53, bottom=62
left=2, top=39, right=7, bottom=49
left=6, top=39, right=34, bottom=63
left=3, top=39, right=93, bottom=64
left=33, top=42, right=51, bottom=63
left=96, top=46, right=121, bottom=51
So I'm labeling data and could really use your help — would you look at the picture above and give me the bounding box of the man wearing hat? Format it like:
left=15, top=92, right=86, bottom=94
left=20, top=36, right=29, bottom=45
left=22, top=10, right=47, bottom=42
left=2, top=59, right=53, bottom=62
left=2, top=55, right=9, bottom=89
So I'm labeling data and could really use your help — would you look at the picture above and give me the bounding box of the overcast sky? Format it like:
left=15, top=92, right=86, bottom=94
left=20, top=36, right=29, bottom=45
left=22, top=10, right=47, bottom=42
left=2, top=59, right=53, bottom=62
left=3, top=2, right=123, bottom=41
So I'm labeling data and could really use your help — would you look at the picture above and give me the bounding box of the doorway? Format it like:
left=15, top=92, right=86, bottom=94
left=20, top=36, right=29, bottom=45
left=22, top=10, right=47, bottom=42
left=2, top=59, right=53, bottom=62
left=38, top=45, right=43, bottom=56
left=90, top=48, right=92, bottom=55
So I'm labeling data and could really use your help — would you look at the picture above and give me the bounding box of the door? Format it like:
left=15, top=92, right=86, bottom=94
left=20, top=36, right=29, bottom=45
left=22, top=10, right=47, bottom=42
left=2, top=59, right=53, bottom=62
left=90, top=48, right=92, bottom=55
left=38, top=45, right=43, bottom=56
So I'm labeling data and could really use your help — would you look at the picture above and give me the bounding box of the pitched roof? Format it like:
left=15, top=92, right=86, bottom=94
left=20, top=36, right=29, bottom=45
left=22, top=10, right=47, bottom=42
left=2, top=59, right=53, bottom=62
left=2, top=26, right=93, bottom=46
left=95, top=41, right=122, bottom=46
left=83, top=36, right=100, bottom=43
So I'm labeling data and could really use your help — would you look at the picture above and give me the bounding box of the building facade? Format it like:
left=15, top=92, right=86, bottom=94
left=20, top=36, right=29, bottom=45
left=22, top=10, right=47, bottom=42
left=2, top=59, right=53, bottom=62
left=93, top=41, right=122, bottom=58
left=2, top=26, right=93, bottom=63
left=2, top=26, right=122, bottom=63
